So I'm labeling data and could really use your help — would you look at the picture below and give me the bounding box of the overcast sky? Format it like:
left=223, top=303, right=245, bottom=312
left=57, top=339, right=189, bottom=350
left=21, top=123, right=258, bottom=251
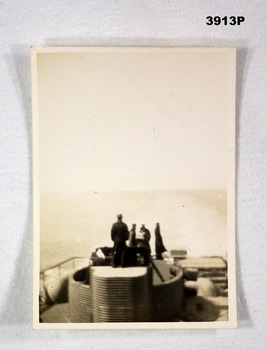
left=37, top=48, right=235, bottom=193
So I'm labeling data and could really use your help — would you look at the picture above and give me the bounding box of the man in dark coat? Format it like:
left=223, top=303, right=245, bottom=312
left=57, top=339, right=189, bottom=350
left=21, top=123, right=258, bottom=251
left=128, top=224, right=137, bottom=247
left=121, top=223, right=137, bottom=267
left=141, top=224, right=151, bottom=254
left=111, top=214, right=129, bottom=267
left=135, top=225, right=151, bottom=266
left=155, top=223, right=167, bottom=259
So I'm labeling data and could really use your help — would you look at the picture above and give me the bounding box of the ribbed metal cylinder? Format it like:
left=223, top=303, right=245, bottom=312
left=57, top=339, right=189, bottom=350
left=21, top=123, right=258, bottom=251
left=69, top=263, right=184, bottom=323
left=92, top=267, right=151, bottom=323
left=69, top=268, right=93, bottom=323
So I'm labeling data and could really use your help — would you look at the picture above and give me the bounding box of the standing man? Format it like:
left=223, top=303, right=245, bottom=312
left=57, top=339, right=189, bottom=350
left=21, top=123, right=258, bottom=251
left=111, top=214, right=129, bottom=267
left=141, top=224, right=151, bottom=254
left=136, top=225, right=151, bottom=266
left=121, top=223, right=137, bottom=267
left=128, top=224, right=137, bottom=247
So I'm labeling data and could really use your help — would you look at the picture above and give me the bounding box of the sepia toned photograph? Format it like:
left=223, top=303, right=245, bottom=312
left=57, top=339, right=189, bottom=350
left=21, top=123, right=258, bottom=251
left=32, top=47, right=236, bottom=329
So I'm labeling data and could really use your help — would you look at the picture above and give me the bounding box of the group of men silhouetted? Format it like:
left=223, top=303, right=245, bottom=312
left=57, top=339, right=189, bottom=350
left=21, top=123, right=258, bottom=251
left=111, top=214, right=167, bottom=268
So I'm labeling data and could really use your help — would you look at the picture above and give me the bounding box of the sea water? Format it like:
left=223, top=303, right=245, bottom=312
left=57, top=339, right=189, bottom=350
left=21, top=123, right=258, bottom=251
left=40, top=190, right=227, bottom=271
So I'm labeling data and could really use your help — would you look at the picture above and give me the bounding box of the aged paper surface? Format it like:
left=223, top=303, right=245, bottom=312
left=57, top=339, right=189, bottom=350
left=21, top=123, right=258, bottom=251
left=32, top=47, right=236, bottom=329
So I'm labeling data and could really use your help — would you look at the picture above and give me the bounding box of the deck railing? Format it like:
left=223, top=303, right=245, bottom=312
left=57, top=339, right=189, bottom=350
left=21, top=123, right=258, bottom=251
left=40, top=256, right=89, bottom=277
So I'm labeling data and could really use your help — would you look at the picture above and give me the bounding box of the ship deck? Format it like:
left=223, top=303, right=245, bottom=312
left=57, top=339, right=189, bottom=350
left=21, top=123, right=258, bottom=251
left=40, top=256, right=228, bottom=323
left=41, top=296, right=228, bottom=323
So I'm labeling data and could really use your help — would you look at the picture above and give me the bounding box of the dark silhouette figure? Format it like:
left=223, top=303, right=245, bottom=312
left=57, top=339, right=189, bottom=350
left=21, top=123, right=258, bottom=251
left=155, top=223, right=167, bottom=260
left=111, top=214, right=129, bottom=267
left=121, top=224, right=137, bottom=268
left=141, top=224, right=151, bottom=253
left=135, top=224, right=151, bottom=265
left=128, top=224, right=137, bottom=247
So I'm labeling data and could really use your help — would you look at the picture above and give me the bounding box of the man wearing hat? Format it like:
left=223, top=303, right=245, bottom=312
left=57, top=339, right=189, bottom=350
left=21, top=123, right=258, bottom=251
left=128, top=223, right=137, bottom=247
left=111, top=214, right=129, bottom=267
left=136, top=224, right=151, bottom=265
left=137, top=224, right=151, bottom=253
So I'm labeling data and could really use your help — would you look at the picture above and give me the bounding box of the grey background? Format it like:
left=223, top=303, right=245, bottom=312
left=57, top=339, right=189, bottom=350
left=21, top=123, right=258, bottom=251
left=0, top=0, right=266, bottom=349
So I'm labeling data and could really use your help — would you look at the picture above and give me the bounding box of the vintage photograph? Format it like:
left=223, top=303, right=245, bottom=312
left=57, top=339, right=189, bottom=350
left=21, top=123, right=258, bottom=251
left=32, top=47, right=236, bottom=329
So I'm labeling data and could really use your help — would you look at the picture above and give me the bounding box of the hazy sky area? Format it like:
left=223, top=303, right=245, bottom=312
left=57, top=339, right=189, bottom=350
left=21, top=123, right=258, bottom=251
left=36, top=49, right=234, bottom=265
left=37, top=49, right=232, bottom=193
